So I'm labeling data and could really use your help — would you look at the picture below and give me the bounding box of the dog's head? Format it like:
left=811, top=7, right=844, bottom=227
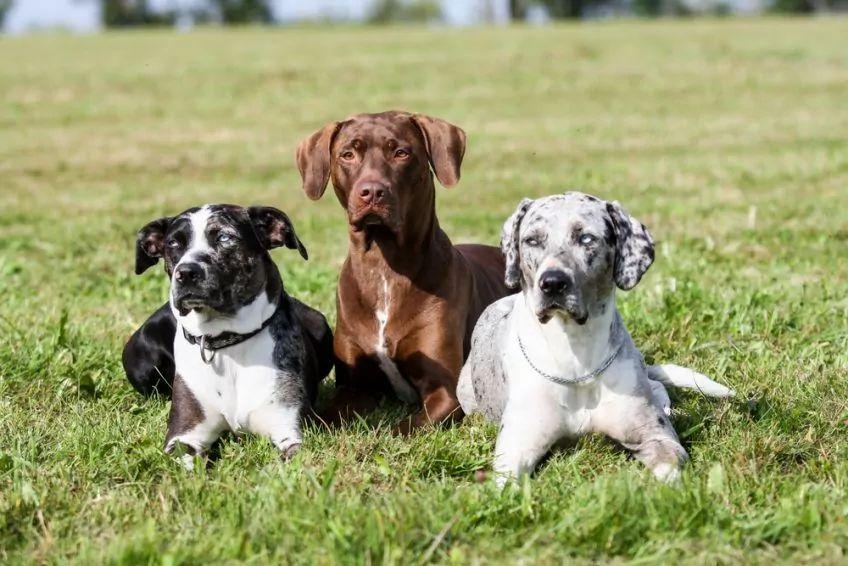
left=296, top=110, right=465, bottom=242
left=501, top=192, right=654, bottom=324
left=134, top=204, right=307, bottom=317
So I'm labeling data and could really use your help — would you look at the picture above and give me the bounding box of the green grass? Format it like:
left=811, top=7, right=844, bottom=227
left=2, top=18, right=848, bottom=563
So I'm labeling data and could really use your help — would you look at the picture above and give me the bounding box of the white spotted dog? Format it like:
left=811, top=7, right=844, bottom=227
left=134, top=204, right=333, bottom=468
left=457, top=192, right=734, bottom=485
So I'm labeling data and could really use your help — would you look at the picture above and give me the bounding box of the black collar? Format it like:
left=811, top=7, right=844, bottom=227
left=182, top=300, right=282, bottom=353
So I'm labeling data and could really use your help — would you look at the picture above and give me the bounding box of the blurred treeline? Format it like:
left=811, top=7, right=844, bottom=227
left=3, top=0, right=839, bottom=31
left=103, top=0, right=273, bottom=26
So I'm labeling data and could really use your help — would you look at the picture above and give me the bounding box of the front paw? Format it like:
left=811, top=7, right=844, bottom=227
left=651, top=462, right=682, bottom=484
left=392, top=418, right=414, bottom=436
left=164, top=440, right=206, bottom=471
left=279, top=441, right=302, bottom=461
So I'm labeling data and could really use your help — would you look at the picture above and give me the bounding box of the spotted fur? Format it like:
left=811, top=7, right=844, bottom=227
left=606, top=200, right=655, bottom=290
left=459, top=191, right=733, bottom=485
left=501, top=198, right=533, bottom=289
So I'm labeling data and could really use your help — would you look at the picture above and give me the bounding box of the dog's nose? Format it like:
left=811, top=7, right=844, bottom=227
left=539, top=270, right=570, bottom=296
left=357, top=182, right=386, bottom=205
left=174, top=263, right=204, bottom=285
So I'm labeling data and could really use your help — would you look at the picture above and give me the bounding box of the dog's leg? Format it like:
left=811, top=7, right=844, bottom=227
left=248, top=403, right=303, bottom=461
left=164, top=375, right=226, bottom=470
left=649, top=379, right=672, bottom=416
left=492, top=400, right=564, bottom=487
left=394, top=385, right=462, bottom=435
left=320, top=335, right=385, bottom=426
left=596, top=396, right=688, bottom=483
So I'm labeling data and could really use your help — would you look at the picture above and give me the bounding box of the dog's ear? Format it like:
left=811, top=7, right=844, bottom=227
left=411, top=114, right=466, bottom=188
left=296, top=121, right=343, bottom=201
left=135, top=217, right=172, bottom=275
left=606, top=201, right=655, bottom=290
left=248, top=206, right=308, bottom=260
left=501, top=198, right=534, bottom=289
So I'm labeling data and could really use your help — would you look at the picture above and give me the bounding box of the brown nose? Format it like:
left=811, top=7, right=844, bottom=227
left=357, top=182, right=386, bottom=205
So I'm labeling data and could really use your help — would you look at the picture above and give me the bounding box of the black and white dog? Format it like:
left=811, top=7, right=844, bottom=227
left=130, top=204, right=333, bottom=465
left=458, top=192, right=734, bottom=484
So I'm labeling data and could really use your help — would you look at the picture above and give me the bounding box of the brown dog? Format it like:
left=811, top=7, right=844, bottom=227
left=297, top=111, right=511, bottom=433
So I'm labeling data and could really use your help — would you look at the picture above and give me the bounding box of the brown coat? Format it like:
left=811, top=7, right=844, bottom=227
left=297, top=111, right=511, bottom=432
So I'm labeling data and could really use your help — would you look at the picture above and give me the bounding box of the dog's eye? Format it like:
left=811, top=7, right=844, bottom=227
left=217, top=233, right=234, bottom=244
left=340, top=151, right=355, bottom=161
left=394, top=149, right=409, bottom=159
left=166, top=239, right=181, bottom=249
left=524, top=237, right=540, bottom=247
left=579, top=234, right=596, bottom=245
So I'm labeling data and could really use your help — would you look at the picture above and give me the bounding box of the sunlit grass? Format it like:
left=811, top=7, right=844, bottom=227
left=1, top=18, right=847, bottom=562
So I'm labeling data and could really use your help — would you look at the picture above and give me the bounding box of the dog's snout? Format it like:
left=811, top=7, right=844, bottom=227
left=539, top=270, right=570, bottom=296
left=357, top=182, right=387, bottom=205
left=174, top=263, right=204, bottom=285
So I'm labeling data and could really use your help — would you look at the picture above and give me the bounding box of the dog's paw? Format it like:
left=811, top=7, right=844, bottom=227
left=164, top=440, right=205, bottom=471
left=652, top=462, right=681, bottom=484
left=392, top=419, right=414, bottom=436
left=279, top=442, right=302, bottom=462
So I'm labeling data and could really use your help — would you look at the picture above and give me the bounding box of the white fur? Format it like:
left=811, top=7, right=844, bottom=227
left=648, top=364, right=735, bottom=398
left=166, top=321, right=303, bottom=458
left=374, top=274, right=418, bottom=403
left=174, top=206, right=213, bottom=270
left=492, top=293, right=688, bottom=485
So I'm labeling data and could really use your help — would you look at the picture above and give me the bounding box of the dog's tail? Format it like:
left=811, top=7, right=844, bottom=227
left=647, top=364, right=735, bottom=398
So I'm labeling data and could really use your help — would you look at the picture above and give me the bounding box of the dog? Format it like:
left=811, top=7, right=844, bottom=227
left=296, top=111, right=512, bottom=433
left=132, top=204, right=333, bottom=465
left=457, top=192, right=734, bottom=483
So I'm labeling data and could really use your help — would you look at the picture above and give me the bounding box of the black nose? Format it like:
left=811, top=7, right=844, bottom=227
left=539, top=270, right=570, bottom=296
left=174, top=263, right=204, bottom=285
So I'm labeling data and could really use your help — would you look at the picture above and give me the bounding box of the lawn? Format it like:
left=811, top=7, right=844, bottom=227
left=2, top=18, right=848, bottom=563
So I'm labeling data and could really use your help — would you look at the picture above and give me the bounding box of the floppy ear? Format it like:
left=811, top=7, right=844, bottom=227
left=501, top=198, right=534, bottom=289
left=606, top=201, right=655, bottom=290
left=411, top=114, right=466, bottom=188
left=296, top=121, right=343, bottom=201
left=248, top=206, right=308, bottom=260
left=135, top=217, right=172, bottom=275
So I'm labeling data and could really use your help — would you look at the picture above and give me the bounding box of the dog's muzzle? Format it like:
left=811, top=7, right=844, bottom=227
left=535, top=269, right=588, bottom=324
left=172, top=262, right=224, bottom=316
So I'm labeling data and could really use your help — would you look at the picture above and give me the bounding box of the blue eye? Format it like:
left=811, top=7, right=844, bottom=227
left=579, top=234, right=596, bottom=245
left=217, top=233, right=233, bottom=244
left=167, top=239, right=180, bottom=248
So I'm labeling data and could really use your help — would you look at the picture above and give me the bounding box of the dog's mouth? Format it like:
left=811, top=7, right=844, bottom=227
left=349, top=205, right=397, bottom=232
left=535, top=296, right=588, bottom=325
left=172, top=291, right=222, bottom=317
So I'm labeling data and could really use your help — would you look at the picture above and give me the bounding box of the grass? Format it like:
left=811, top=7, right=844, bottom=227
left=2, top=18, right=848, bottom=563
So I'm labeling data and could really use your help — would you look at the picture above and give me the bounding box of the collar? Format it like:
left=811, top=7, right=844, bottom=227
left=517, top=333, right=623, bottom=386
left=182, top=300, right=282, bottom=363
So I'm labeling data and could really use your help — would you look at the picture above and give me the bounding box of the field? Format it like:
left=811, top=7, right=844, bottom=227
left=2, top=18, right=848, bottom=563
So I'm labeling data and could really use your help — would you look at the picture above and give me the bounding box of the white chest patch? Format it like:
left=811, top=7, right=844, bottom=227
left=175, top=328, right=279, bottom=432
left=374, top=274, right=418, bottom=404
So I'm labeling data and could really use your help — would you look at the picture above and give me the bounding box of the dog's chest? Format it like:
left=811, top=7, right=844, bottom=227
left=504, top=336, right=603, bottom=435
left=368, top=273, right=419, bottom=403
left=174, top=329, right=280, bottom=431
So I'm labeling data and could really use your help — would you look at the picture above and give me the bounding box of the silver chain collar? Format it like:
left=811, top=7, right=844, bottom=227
left=199, top=335, right=215, bottom=364
left=517, top=333, right=623, bottom=386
